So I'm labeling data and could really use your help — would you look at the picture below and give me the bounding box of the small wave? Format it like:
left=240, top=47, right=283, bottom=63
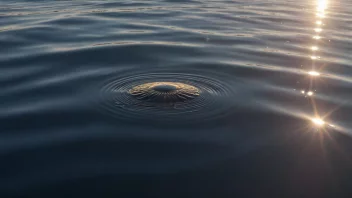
left=95, top=68, right=245, bottom=127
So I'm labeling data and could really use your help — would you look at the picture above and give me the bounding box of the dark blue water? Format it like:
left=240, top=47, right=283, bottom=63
left=1, top=0, right=352, bottom=197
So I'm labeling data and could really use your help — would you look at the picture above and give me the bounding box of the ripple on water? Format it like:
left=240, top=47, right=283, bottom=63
left=96, top=68, right=243, bottom=127
left=129, top=81, right=200, bottom=103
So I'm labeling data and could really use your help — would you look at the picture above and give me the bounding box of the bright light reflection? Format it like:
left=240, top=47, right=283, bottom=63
left=311, top=56, right=320, bottom=60
left=317, top=0, right=328, bottom=12
left=308, top=71, right=320, bottom=76
left=315, top=28, right=322, bottom=32
left=307, top=91, right=314, bottom=96
left=316, top=21, right=322, bottom=25
left=313, top=35, right=321, bottom=39
left=316, top=13, right=325, bottom=18
left=301, top=90, right=305, bottom=94
left=312, top=118, right=325, bottom=126
left=311, top=46, right=318, bottom=51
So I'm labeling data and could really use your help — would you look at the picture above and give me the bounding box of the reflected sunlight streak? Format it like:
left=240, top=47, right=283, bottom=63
left=311, top=46, right=319, bottom=51
left=308, top=71, right=320, bottom=76
left=314, top=28, right=322, bottom=32
left=311, top=56, right=320, bottom=60
left=317, top=0, right=328, bottom=12
left=316, top=13, right=325, bottom=18
left=312, top=118, right=325, bottom=126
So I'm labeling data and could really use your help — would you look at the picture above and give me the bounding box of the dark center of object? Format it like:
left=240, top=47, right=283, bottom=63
left=152, top=84, right=177, bottom=92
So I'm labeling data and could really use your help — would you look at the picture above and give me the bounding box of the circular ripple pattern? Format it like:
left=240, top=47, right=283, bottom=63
left=97, top=69, right=239, bottom=126
left=129, top=82, right=200, bottom=103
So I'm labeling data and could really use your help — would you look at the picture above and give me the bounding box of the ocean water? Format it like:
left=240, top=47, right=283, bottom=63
left=1, top=0, right=352, bottom=197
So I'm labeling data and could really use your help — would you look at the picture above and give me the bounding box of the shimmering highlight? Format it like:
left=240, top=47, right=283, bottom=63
left=308, top=71, right=320, bottom=76
left=312, top=118, right=325, bottom=126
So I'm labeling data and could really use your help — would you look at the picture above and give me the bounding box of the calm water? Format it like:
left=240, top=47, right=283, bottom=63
left=1, top=0, right=352, bottom=197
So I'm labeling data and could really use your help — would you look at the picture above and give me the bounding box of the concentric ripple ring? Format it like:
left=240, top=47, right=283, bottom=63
left=96, top=69, right=242, bottom=126
left=129, top=82, right=200, bottom=103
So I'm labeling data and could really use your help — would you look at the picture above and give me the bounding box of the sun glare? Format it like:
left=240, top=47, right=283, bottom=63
left=311, top=46, right=318, bottom=51
left=317, top=0, right=328, bottom=12
left=308, top=71, right=320, bottom=76
left=314, top=28, right=322, bottom=32
left=312, top=118, right=325, bottom=126
left=311, top=56, right=320, bottom=60
left=316, top=13, right=325, bottom=18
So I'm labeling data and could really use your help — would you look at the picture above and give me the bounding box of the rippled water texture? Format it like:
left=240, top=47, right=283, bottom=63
left=1, top=0, right=352, bottom=197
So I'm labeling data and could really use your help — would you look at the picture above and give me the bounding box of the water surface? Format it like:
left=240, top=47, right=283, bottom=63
left=1, top=0, right=352, bottom=197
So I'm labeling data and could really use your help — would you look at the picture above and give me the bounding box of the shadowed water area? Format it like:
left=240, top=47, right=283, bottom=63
left=1, top=0, right=352, bottom=197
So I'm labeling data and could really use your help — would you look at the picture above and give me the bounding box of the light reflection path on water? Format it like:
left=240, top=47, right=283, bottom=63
left=277, top=0, right=342, bottom=132
left=304, top=0, right=347, bottom=133
left=308, top=0, right=328, bottom=127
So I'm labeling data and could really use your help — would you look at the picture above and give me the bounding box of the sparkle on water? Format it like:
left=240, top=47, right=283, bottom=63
left=311, top=56, right=319, bottom=60
left=314, top=28, right=322, bottom=32
left=305, top=1, right=335, bottom=130
left=316, top=13, right=325, bottom=18
left=312, top=118, right=325, bottom=126
left=317, top=0, right=328, bottom=12
left=308, top=71, right=320, bottom=76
